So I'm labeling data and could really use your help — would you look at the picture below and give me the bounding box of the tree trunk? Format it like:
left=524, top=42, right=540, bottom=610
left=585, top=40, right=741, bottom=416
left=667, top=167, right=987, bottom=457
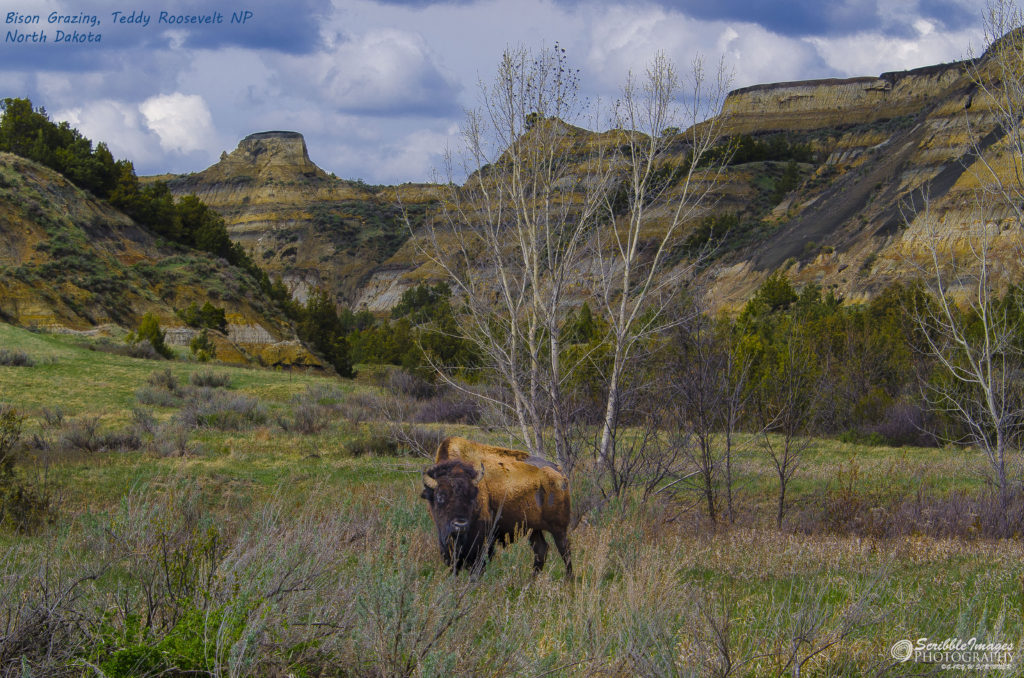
left=776, top=474, right=787, bottom=529
left=725, top=428, right=734, bottom=524
left=598, top=338, right=626, bottom=468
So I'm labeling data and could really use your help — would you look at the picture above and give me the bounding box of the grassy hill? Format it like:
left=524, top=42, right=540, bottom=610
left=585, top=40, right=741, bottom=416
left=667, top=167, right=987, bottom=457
left=0, top=152, right=321, bottom=368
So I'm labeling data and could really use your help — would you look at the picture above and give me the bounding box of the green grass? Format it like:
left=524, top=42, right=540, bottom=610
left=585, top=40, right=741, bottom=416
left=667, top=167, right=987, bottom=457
left=0, top=321, right=1021, bottom=676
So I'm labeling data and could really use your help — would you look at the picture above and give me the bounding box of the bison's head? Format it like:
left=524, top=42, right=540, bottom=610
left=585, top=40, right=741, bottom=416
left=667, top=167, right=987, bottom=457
left=421, top=460, right=485, bottom=570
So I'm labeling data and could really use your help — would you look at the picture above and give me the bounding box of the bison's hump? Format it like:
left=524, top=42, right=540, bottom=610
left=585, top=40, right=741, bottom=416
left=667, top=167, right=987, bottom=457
left=436, top=436, right=531, bottom=462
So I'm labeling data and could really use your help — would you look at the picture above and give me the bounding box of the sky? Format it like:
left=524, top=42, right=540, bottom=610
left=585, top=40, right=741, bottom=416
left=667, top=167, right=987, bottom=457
left=0, top=0, right=994, bottom=183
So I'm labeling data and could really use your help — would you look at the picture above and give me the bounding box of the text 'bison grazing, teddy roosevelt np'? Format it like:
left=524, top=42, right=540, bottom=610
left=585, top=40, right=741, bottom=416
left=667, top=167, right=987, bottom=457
left=420, top=437, right=572, bottom=576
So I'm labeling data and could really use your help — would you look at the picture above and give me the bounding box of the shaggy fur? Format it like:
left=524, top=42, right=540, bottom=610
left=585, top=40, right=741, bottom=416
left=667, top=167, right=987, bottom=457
left=422, top=437, right=572, bottom=575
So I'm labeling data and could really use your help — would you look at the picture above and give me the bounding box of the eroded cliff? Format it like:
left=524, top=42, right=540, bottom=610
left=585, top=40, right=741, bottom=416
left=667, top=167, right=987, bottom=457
left=164, top=132, right=439, bottom=306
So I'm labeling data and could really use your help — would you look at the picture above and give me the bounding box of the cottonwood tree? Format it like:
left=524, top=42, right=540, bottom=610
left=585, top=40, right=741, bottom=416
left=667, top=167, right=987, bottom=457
left=416, top=46, right=731, bottom=471
left=416, top=45, right=608, bottom=464
left=751, top=318, right=821, bottom=528
left=909, top=200, right=1024, bottom=506
left=593, top=53, right=732, bottom=469
left=906, top=3, right=1024, bottom=505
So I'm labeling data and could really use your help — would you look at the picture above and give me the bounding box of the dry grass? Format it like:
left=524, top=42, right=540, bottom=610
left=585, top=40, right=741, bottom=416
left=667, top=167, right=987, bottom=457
left=0, top=324, right=1021, bottom=675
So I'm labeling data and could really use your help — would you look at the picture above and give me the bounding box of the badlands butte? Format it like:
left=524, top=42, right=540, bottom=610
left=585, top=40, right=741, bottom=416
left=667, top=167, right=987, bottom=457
left=2, top=46, right=1021, bottom=365
left=160, top=53, right=1024, bottom=315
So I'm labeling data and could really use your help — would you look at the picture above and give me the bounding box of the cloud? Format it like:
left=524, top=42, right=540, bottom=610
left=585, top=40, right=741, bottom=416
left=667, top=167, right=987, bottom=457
left=53, top=99, right=163, bottom=166
left=806, top=22, right=981, bottom=76
left=375, top=124, right=460, bottom=182
left=279, top=28, right=462, bottom=116
left=168, top=0, right=332, bottom=53
left=2, top=0, right=996, bottom=181
left=584, top=6, right=825, bottom=92
left=643, top=0, right=883, bottom=37
left=140, top=92, right=217, bottom=154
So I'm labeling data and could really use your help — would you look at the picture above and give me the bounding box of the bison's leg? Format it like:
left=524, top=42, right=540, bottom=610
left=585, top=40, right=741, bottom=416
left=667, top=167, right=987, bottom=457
left=529, top=531, right=549, bottom=573
left=552, top=530, right=572, bottom=577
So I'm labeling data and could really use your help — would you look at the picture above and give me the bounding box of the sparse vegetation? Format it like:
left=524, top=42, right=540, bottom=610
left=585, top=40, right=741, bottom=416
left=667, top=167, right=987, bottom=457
left=188, top=369, right=231, bottom=389
left=0, top=322, right=1018, bottom=675
left=0, top=349, right=34, bottom=366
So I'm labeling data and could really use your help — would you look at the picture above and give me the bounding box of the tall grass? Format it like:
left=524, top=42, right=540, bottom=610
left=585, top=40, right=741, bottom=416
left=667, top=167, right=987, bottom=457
left=1, top=473, right=1020, bottom=676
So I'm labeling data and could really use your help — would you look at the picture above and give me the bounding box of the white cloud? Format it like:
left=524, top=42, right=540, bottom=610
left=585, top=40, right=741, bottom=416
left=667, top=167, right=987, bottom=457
left=585, top=6, right=822, bottom=93
left=277, top=28, right=460, bottom=115
left=139, top=92, right=217, bottom=154
left=10, top=0, right=994, bottom=181
left=806, top=25, right=981, bottom=76
left=52, top=99, right=161, bottom=165
left=376, top=126, right=461, bottom=183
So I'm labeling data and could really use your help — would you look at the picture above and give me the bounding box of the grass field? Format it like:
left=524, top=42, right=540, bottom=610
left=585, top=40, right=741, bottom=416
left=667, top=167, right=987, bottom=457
left=0, top=322, right=1021, bottom=676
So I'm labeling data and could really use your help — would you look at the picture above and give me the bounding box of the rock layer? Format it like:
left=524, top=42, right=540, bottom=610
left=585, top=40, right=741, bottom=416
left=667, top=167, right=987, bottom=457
left=164, top=131, right=439, bottom=306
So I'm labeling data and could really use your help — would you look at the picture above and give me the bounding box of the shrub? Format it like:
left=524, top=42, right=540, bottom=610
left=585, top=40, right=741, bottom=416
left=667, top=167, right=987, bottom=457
left=135, top=386, right=182, bottom=408
left=177, top=301, right=228, bottom=332
left=176, top=388, right=267, bottom=431
left=279, top=403, right=330, bottom=435
left=0, top=405, right=51, bottom=533
left=154, top=422, right=194, bottom=457
left=0, top=350, right=35, bottom=367
left=58, top=416, right=102, bottom=453
left=188, top=330, right=216, bottom=362
left=386, top=424, right=446, bottom=458
left=131, top=408, right=158, bottom=437
left=57, top=417, right=141, bottom=454
left=863, top=402, right=938, bottom=447
left=412, top=396, right=481, bottom=424
left=129, top=313, right=173, bottom=359
left=345, top=430, right=398, bottom=457
left=41, top=407, right=65, bottom=428
left=387, top=369, right=436, bottom=400
left=90, top=338, right=162, bottom=360
left=337, top=392, right=382, bottom=424
left=148, top=368, right=180, bottom=393
left=301, top=384, right=345, bottom=407
left=188, top=370, right=231, bottom=389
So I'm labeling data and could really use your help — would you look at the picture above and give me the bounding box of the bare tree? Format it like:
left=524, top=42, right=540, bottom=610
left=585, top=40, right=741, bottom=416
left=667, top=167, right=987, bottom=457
left=416, top=44, right=608, bottom=464
left=908, top=199, right=1024, bottom=506
left=668, top=310, right=752, bottom=523
left=751, top=318, right=820, bottom=528
left=905, top=4, right=1024, bottom=505
left=593, top=53, right=732, bottom=469
left=415, top=46, right=731, bottom=472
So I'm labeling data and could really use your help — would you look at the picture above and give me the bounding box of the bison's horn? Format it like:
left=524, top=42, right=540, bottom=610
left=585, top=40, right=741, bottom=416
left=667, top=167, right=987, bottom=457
left=422, top=472, right=439, bottom=490
left=472, top=463, right=484, bottom=485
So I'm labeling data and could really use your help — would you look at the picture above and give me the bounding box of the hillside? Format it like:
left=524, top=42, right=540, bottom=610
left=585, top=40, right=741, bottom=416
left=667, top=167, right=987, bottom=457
left=0, top=151, right=321, bottom=368
left=161, top=132, right=441, bottom=306
left=159, top=49, right=1024, bottom=313
left=704, top=56, right=1023, bottom=307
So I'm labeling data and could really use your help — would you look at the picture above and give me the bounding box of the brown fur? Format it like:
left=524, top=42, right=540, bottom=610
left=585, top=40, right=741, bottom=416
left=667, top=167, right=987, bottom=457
left=424, top=436, right=572, bottom=575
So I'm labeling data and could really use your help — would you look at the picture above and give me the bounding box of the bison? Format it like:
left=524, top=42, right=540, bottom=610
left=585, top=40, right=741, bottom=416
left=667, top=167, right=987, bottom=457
left=420, top=436, right=572, bottom=576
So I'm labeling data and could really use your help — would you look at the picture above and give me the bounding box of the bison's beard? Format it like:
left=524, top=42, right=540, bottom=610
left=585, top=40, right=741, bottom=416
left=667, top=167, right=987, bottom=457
left=440, top=527, right=486, bottom=571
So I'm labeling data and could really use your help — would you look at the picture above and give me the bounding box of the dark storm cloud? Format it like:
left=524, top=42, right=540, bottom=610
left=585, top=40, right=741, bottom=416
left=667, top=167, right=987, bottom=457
left=615, top=0, right=888, bottom=36
left=368, top=0, right=886, bottom=36
left=168, top=0, right=331, bottom=52
left=0, top=0, right=329, bottom=63
left=919, top=0, right=979, bottom=31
